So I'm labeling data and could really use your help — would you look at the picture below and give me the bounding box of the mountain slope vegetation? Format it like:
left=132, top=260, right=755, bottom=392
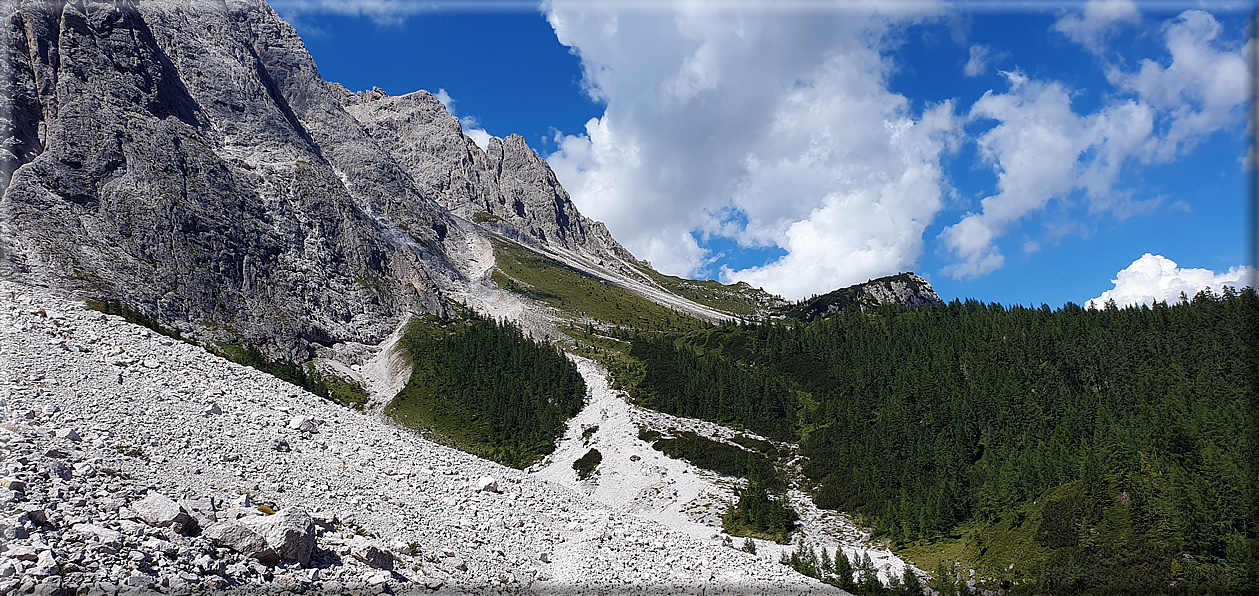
left=386, top=314, right=587, bottom=468
left=612, top=288, right=1257, bottom=593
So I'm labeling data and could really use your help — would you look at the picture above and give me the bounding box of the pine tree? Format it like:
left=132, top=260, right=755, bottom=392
left=902, top=567, right=925, bottom=595
left=833, top=549, right=857, bottom=591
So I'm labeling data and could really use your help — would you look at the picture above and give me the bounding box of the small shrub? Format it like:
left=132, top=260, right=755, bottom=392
left=573, top=448, right=603, bottom=480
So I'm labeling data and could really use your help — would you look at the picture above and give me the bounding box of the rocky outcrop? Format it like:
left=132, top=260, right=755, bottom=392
left=342, top=88, right=637, bottom=263
left=0, top=0, right=650, bottom=361
left=781, top=273, right=943, bottom=321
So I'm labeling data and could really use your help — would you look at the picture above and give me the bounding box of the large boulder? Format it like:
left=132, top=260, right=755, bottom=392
left=132, top=493, right=195, bottom=532
left=202, top=522, right=279, bottom=565
left=240, top=508, right=317, bottom=566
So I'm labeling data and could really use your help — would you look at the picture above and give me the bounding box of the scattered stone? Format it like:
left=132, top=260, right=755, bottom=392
left=31, top=551, right=57, bottom=577
left=6, top=546, right=38, bottom=562
left=73, top=524, right=124, bottom=549
left=475, top=476, right=498, bottom=493
left=287, top=416, right=318, bottom=433
left=203, top=404, right=222, bottom=416
left=358, top=545, right=394, bottom=570
left=365, top=570, right=390, bottom=586
left=242, top=508, right=316, bottom=566
left=54, top=428, right=81, bottom=442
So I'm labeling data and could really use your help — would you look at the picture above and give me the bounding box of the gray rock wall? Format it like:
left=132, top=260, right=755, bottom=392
left=0, top=0, right=467, bottom=360
left=0, top=0, right=643, bottom=359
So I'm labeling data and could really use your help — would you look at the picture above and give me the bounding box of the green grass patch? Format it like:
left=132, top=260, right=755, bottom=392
left=631, top=266, right=785, bottom=317
left=472, top=211, right=505, bottom=224
left=490, top=238, right=707, bottom=333
left=86, top=298, right=183, bottom=340
left=386, top=314, right=586, bottom=469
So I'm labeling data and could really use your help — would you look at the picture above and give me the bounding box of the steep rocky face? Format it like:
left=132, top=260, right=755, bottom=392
left=781, top=273, right=942, bottom=321
left=341, top=89, right=635, bottom=263
left=0, top=0, right=463, bottom=359
left=0, top=0, right=650, bottom=360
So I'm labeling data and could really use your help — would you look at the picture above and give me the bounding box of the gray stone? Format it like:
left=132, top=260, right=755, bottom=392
left=178, top=496, right=218, bottom=530
left=201, top=522, right=279, bottom=566
left=475, top=476, right=498, bottom=493
left=54, top=428, right=80, bottom=442
left=30, top=550, right=57, bottom=577
left=73, top=524, right=124, bottom=549
left=131, top=493, right=193, bottom=531
left=241, top=508, right=316, bottom=566
left=358, top=545, right=394, bottom=570
left=124, top=574, right=156, bottom=588
left=287, top=416, right=318, bottom=433
left=6, top=545, right=37, bottom=562
left=44, top=461, right=71, bottom=480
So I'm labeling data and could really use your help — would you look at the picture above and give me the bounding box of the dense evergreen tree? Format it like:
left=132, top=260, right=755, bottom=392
left=387, top=315, right=586, bottom=468
left=621, top=288, right=1256, bottom=593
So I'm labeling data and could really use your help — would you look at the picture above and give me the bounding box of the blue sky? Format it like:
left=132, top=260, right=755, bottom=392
left=277, top=0, right=1253, bottom=308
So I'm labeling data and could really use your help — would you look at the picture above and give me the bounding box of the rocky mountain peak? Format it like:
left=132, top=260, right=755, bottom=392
left=341, top=86, right=635, bottom=263
left=0, top=0, right=636, bottom=358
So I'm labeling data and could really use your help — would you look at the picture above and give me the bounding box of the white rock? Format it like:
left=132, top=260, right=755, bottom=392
left=31, top=550, right=57, bottom=577
left=54, top=428, right=81, bottom=442
left=475, top=475, right=499, bottom=493
left=132, top=492, right=193, bottom=530
left=288, top=416, right=318, bottom=433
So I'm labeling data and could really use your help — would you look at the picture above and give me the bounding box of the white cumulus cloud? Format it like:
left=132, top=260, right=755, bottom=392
left=1087, top=253, right=1255, bottom=308
left=1052, top=0, right=1140, bottom=55
left=940, top=9, right=1246, bottom=280
left=1107, top=10, right=1250, bottom=161
left=543, top=1, right=960, bottom=298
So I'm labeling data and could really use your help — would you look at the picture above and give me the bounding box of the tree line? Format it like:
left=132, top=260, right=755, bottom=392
left=619, top=288, right=1257, bottom=593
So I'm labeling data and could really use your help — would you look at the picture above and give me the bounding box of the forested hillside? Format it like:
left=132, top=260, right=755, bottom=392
left=615, top=289, right=1257, bottom=593
left=386, top=315, right=587, bottom=468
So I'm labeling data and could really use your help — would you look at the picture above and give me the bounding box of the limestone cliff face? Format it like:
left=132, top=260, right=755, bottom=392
left=341, top=88, right=635, bottom=263
left=0, top=0, right=632, bottom=358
